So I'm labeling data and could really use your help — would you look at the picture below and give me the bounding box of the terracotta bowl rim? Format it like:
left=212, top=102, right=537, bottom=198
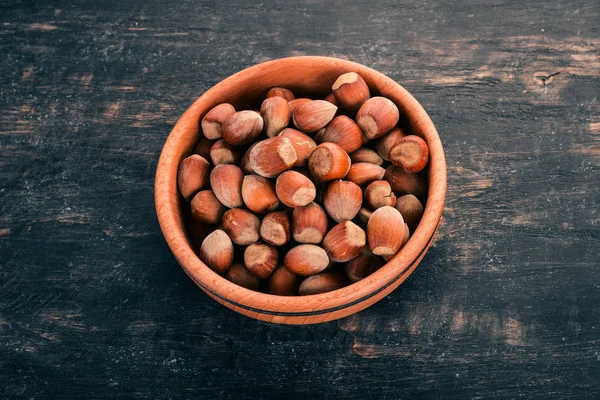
left=154, top=56, right=447, bottom=318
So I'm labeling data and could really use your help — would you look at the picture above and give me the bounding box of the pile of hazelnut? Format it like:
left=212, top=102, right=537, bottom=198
left=178, top=72, right=428, bottom=296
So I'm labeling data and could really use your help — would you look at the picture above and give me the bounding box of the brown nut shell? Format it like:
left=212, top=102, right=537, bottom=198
left=299, top=272, right=348, bottom=295
left=221, top=110, right=264, bottom=145
left=320, top=115, right=363, bottom=153
left=249, top=136, right=298, bottom=178
left=226, top=263, right=261, bottom=291
left=332, top=72, right=370, bottom=115
left=190, top=190, right=227, bottom=224
left=308, top=142, right=351, bottom=182
left=210, top=139, right=243, bottom=166
left=349, top=148, right=384, bottom=166
left=284, top=244, right=330, bottom=276
left=244, top=242, right=278, bottom=279
left=260, top=211, right=291, bottom=246
left=268, top=266, right=299, bottom=296
left=210, top=164, right=244, bottom=208
left=266, top=87, right=295, bottom=102
left=345, top=162, right=386, bottom=187
left=389, top=135, right=429, bottom=173
left=199, top=229, right=234, bottom=275
left=201, top=103, right=236, bottom=140
left=292, top=100, right=337, bottom=133
left=394, top=194, right=424, bottom=232
left=364, top=180, right=397, bottom=210
left=241, top=174, right=280, bottom=215
left=292, top=202, right=328, bottom=244
left=278, top=128, right=317, bottom=167
left=322, top=220, right=366, bottom=262
left=356, top=97, right=400, bottom=140
left=178, top=154, right=211, bottom=201
left=323, top=179, right=363, bottom=223
left=275, top=170, right=316, bottom=207
left=376, top=127, right=407, bottom=161
left=222, top=208, right=261, bottom=245
left=261, top=96, right=291, bottom=138
left=367, top=206, right=404, bottom=256
left=384, top=165, right=427, bottom=200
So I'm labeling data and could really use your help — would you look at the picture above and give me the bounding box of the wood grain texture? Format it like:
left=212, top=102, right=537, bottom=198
left=1, top=0, right=599, bottom=398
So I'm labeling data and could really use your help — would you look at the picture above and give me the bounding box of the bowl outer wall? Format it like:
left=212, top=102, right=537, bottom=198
left=154, top=56, right=446, bottom=324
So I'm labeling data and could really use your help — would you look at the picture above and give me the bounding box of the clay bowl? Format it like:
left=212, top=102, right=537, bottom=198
left=155, top=56, right=446, bottom=324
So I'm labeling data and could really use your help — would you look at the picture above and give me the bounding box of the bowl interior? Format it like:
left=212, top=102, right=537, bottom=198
left=155, top=56, right=446, bottom=318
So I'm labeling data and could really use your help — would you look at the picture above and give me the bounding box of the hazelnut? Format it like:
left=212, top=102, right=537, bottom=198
left=364, top=180, right=397, bottom=210
left=244, top=242, right=278, bottom=279
left=332, top=72, right=370, bottom=115
left=195, top=137, right=216, bottom=160
left=177, top=154, right=211, bottom=201
left=345, top=162, right=386, bottom=187
left=367, top=206, right=404, bottom=256
left=345, top=248, right=384, bottom=283
left=395, top=194, right=424, bottom=232
left=292, top=100, right=337, bottom=133
left=288, top=98, right=312, bottom=114
left=266, top=87, right=295, bottom=102
left=210, top=164, right=244, bottom=208
left=324, top=92, right=339, bottom=107
left=221, top=110, right=264, bottom=145
left=260, top=211, right=291, bottom=246
left=278, top=128, right=317, bottom=167
left=320, top=115, right=363, bottom=153
left=384, top=165, right=427, bottom=200
left=322, top=220, right=366, bottom=262
left=261, top=96, right=291, bottom=137
left=268, top=266, right=299, bottom=296
left=308, top=142, right=351, bottom=182
left=376, top=127, right=407, bottom=161
left=241, top=174, right=280, bottom=214
left=323, top=179, right=363, bottom=223
left=284, top=244, right=330, bottom=276
left=226, top=263, right=261, bottom=291
left=354, top=207, right=372, bottom=229
left=199, top=229, right=234, bottom=275
left=389, top=135, right=429, bottom=173
left=356, top=96, right=399, bottom=140
left=249, top=136, right=298, bottom=178
left=222, top=208, right=261, bottom=245
left=190, top=190, right=227, bottom=224
left=201, top=103, right=236, bottom=140
left=292, top=202, right=328, bottom=244
left=210, top=139, right=243, bottom=166
left=275, top=170, right=316, bottom=208
left=299, top=272, right=348, bottom=295
left=349, top=148, right=384, bottom=166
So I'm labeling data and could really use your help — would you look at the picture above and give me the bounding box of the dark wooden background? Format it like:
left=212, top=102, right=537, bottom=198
left=1, top=0, right=599, bottom=398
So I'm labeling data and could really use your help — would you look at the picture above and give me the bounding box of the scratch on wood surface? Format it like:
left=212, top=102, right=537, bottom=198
left=124, top=232, right=153, bottom=237
left=70, top=74, right=93, bottom=87
left=127, top=320, right=157, bottom=334
left=38, top=213, right=89, bottom=224
left=352, top=339, right=409, bottom=359
left=38, top=332, right=62, bottom=343
left=447, top=166, right=493, bottom=191
left=27, top=23, right=58, bottom=31
left=104, top=102, right=121, bottom=119
left=22, top=65, right=35, bottom=80
left=38, top=309, right=86, bottom=332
